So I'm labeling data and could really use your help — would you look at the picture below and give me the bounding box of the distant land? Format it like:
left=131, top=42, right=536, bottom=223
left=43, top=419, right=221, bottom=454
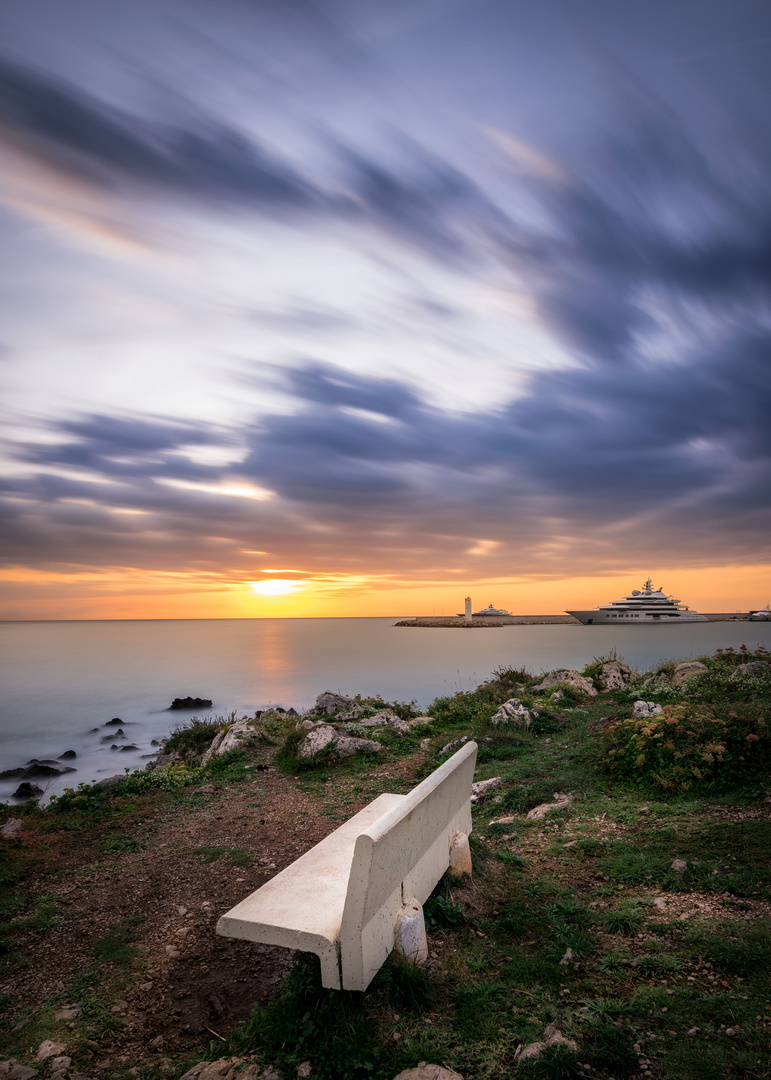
left=394, top=613, right=751, bottom=627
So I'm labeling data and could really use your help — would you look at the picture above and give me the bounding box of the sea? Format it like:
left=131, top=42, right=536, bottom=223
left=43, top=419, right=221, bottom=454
left=1, top=617, right=769, bottom=804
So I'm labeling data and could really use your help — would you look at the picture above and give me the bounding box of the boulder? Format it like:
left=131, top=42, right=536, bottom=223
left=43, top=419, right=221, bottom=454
left=439, top=736, right=468, bottom=756
left=35, top=1043, right=66, bottom=1062
left=470, top=777, right=503, bottom=804
left=732, top=661, right=771, bottom=678
left=94, top=774, right=126, bottom=790
left=357, top=711, right=412, bottom=735
left=0, top=1062, right=38, bottom=1080
left=531, top=670, right=598, bottom=697
left=670, top=858, right=687, bottom=872
left=102, top=731, right=125, bottom=742
left=118, top=744, right=140, bottom=752
left=17, top=760, right=76, bottom=778
left=515, top=1025, right=577, bottom=1064
left=392, top=1066, right=463, bottom=1080
left=58, top=750, right=77, bottom=760
left=312, top=691, right=359, bottom=717
left=525, top=793, right=573, bottom=821
left=491, top=698, right=536, bottom=726
left=598, top=660, right=637, bottom=690
left=296, top=724, right=383, bottom=760
left=104, top=717, right=124, bottom=726
left=13, top=782, right=42, bottom=799
left=169, top=697, right=213, bottom=710
left=0, top=819, right=25, bottom=840
left=672, top=662, right=708, bottom=685
left=632, top=700, right=663, bottom=719
left=180, top=1059, right=264, bottom=1080
left=202, top=720, right=255, bottom=763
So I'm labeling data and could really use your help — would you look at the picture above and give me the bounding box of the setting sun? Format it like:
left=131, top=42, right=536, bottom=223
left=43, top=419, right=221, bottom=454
left=249, top=579, right=305, bottom=597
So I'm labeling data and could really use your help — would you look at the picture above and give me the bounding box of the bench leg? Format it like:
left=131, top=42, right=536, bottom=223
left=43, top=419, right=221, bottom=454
left=394, top=898, right=428, bottom=965
left=448, top=831, right=472, bottom=878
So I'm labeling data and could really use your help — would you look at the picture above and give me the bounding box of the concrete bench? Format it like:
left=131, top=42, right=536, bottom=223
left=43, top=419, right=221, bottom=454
left=216, top=740, right=477, bottom=991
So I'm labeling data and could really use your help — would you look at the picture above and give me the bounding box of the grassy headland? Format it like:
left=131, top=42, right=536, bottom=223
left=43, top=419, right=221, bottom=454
left=1, top=646, right=769, bottom=1080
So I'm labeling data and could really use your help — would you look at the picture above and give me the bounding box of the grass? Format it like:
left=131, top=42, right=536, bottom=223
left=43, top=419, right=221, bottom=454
left=1, top=647, right=770, bottom=1080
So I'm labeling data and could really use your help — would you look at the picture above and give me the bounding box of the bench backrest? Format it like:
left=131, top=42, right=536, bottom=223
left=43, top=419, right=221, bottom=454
left=339, top=740, right=477, bottom=990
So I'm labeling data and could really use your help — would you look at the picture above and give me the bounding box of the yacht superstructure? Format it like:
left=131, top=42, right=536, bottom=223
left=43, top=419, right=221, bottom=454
left=566, top=579, right=708, bottom=625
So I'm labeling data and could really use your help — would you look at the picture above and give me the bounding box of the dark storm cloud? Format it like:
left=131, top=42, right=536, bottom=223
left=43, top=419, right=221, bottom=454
left=0, top=56, right=506, bottom=262
left=0, top=59, right=319, bottom=208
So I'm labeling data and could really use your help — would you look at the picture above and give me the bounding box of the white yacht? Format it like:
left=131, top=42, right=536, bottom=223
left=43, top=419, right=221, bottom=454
left=749, top=604, right=771, bottom=622
left=566, top=579, right=708, bottom=625
left=456, top=602, right=512, bottom=616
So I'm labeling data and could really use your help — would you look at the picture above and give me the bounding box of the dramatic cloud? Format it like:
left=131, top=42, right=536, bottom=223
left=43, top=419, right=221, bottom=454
left=1, top=0, right=770, bottom=614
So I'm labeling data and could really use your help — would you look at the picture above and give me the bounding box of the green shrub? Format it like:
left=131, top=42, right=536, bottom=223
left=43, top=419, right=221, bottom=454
left=163, top=714, right=226, bottom=755
left=423, top=894, right=466, bottom=930
left=601, top=701, right=770, bottom=791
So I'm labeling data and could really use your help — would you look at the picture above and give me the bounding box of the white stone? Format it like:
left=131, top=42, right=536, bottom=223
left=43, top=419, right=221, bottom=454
left=526, top=793, right=573, bottom=821
left=672, top=662, right=708, bottom=685
left=35, top=1044, right=66, bottom=1062
left=202, top=720, right=256, bottom=763
left=598, top=661, right=636, bottom=690
left=393, top=898, right=428, bottom=965
left=448, top=831, right=472, bottom=877
left=470, top=777, right=503, bottom=803
left=671, top=859, right=687, bottom=872
left=217, top=742, right=478, bottom=991
left=491, top=699, right=535, bottom=726
left=49, top=1060, right=71, bottom=1072
left=358, top=711, right=411, bottom=735
left=532, top=670, right=598, bottom=697
left=392, top=1066, right=463, bottom=1080
left=0, top=820, right=24, bottom=840
left=632, top=700, right=663, bottom=719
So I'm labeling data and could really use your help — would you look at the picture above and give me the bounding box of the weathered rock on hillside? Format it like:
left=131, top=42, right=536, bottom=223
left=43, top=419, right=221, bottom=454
left=532, top=670, right=598, bottom=697
left=632, top=700, right=663, bottom=719
left=491, top=698, right=536, bottom=726
left=526, top=793, right=573, bottom=821
left=312, top=691, right=360, bottom=716
left=296, top=723, right=383, bottom=760
left=598, top=660, right=637, bottom=689
left=202, top=719, right=257, bottom=763
left=356, top=710, right=412, bottom=735
left=732, top=660, right=771, bottom=678
left=672, top=661, right=709, bottom=685
left=392, top=1066, right=464, bottom=1080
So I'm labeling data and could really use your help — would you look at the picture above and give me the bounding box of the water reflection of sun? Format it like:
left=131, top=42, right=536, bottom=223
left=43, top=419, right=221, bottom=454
left=249, top=579, right=303, bottom=596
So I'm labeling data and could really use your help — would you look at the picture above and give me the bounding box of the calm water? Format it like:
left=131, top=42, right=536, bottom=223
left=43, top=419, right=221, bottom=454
left=1, top=618, right=768, bottom=803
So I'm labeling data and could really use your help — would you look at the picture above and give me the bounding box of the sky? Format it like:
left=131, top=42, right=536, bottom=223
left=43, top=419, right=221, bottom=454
left=0, top=0, right=770, bottom=620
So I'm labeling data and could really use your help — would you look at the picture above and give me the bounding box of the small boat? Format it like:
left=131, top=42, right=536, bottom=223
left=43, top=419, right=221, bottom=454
left=749, top=604, right=771, bottom=622
left=566, top=578, right=708, bottom=625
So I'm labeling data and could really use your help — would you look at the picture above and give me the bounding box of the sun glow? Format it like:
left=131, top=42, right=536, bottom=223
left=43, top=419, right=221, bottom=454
left=249, top=578, right=304, bottom=596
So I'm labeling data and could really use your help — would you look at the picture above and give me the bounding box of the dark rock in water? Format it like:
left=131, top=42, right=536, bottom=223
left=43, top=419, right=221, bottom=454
left=14, top=781, right=43, bottom=799
left=286, top=707, right=298, bottom=717
left=88, top=727, right=101, bottom=734
left=104, top=717, right=123, bottom=726
left=95, top=775, right=124, bottom=790
left=151, top=739, right=160, bottom=746
left=0, top=766, right=25, bottom=779
left=58, top=750, right=77, bottom=760
left=119, top=744, right=139, bottom=752
left=101, top=730, right=125, bottom=742
left=20, top=760, right=76, bottom=778
left=169, top=696, right=213, bottom=710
